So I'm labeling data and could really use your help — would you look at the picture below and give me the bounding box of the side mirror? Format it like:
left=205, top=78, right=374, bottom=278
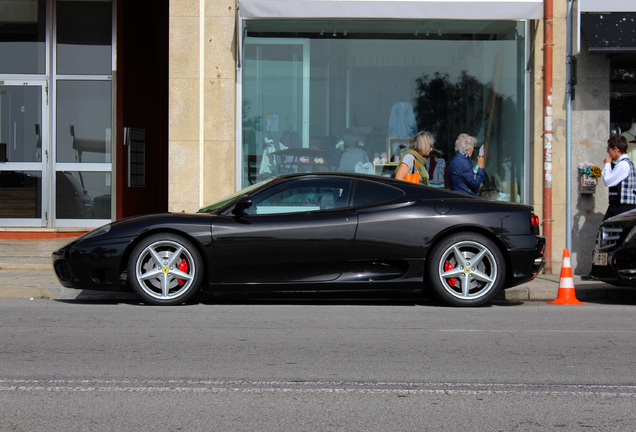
left=232, top=194, right=253, bottom=216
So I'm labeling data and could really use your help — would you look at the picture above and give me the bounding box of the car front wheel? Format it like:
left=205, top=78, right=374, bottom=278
left=428, top=232, right=505, bottom=307
left=128, top=233, right=204, bottom=305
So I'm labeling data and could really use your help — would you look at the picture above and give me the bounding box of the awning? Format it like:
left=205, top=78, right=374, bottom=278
left=238, top=0, right=543, bottom=21
left=581, top=12, right=636, bottom=53
left=579, top=0, right=636, bottom=13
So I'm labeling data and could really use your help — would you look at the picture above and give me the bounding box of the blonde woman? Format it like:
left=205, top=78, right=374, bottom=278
left=394, top=131, right=434, bottom=185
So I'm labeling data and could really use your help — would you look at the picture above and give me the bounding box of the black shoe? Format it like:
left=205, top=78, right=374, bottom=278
left=580, top=274, right=594, bottom=281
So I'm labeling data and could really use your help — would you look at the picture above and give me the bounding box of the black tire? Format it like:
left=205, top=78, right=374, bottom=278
left=427, top=232, right=505, bottom=307
left=128, top=233, right=204, bottom=305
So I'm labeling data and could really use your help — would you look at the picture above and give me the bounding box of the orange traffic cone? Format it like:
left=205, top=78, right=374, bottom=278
left=548, top=249, right=585, bottom=305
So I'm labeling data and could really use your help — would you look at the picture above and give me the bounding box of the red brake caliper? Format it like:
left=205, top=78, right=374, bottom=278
left=444, top=261, right=456, bottom=287
left=178, top=259, right=188, bottom=285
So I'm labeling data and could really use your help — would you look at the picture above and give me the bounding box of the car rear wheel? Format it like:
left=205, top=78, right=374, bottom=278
left=428, top=232, right=505, bottom=306
left=128, top=233, right=204, bottom=305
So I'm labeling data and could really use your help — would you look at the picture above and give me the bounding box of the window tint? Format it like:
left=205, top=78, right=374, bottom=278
left=246, top=178, right=352, bottom=215
left=353, top=180, right=403, bottom=207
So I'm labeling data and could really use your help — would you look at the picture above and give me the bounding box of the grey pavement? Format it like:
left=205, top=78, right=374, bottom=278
left=1, top=238, right=635, bottom=304
left=0, top=238, right=136, bottom=302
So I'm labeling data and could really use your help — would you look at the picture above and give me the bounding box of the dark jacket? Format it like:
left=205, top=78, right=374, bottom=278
left=448, top=152, right=485, bottom=196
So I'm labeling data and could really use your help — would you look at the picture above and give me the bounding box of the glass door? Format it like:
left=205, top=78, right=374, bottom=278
left=53, top=79, right=112, bottom=225
left=0, top=81, right=47, bottom=226
left=0, top=0, right=114, bottom=229
left=52, top=0, right=114, bottom=227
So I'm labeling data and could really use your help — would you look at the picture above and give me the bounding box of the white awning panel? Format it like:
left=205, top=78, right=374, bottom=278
left=238, top=0, right=543, bottom=20
left=579, top=0, right=636, bottom=13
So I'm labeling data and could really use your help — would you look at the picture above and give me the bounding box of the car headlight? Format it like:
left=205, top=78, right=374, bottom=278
left=79, top=224, right=112, bottom=241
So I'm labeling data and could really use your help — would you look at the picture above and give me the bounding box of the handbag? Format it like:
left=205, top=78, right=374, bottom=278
left=403, top=172, right=421, bottom=184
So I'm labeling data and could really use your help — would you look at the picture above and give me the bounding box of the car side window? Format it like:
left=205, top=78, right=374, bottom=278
left=245, top=178, right=353, bottom=215
left=352, top=180, right=404, bottom=207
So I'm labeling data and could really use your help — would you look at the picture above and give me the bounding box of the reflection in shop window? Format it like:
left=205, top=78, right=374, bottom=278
left=56, top=0, right=113, bottom=75
left=0, top=0, right=46, bottom=74
left=0, top=85, right=43, bottom=163
left=56, top=80, right=112, bottom=163
left=241, top=20, right=527, bottom=203
left=56, top=171, right=110, bottom=219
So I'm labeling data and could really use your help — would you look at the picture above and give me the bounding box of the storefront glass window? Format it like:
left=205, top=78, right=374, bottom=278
left=56, top=0, right=113, bottom=75
left=56, top=80, right=112, bottom=163
left=0, top=0, right=46, bottom=74
left=610, top=57, right=636, bottom=141
left=55, top=171, right=111, bottom=219
left=241, top=19, right=527, bottom=202
left=55, top=80, right=112, bottom=220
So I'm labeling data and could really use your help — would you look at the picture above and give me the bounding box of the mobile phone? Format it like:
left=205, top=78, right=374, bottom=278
left=478, top=146, right=485, bottom=157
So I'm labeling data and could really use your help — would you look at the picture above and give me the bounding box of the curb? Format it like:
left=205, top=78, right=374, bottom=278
left=0, top=263, right=51, bottom=270
left=42, top=285, right=139, bottom=302
left=1, top=258, right=635, bottom=304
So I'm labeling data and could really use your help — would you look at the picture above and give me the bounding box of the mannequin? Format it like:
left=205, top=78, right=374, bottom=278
left=621, top=122, right=636, bottom=140
left=622, top=122, right=636, bottom=161
left=388, top=101, right=417, bottom=138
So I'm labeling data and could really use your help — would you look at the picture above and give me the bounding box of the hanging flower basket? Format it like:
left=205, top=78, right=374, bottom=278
left=579, top=162, right=601, bottom=194
left=580, top=174, right=597, bottom=194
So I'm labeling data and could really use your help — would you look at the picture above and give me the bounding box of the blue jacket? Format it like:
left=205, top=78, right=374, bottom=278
left=448, top=152, right=485, bottom=196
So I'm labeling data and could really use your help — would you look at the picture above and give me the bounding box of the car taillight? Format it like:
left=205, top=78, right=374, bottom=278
left=530, top=214, right=540, bottom=234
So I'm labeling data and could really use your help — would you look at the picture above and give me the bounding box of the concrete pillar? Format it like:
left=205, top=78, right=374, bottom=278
left=168, top=0, right=237, bottom=213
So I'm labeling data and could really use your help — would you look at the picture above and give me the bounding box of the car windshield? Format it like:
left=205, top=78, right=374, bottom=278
left=196, top=178, right=275, bottom=213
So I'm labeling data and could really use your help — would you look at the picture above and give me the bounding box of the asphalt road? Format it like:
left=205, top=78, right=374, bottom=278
left=1, top=297, right=636, bottom=431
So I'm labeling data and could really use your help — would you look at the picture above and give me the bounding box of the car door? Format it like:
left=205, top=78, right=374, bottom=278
left=349, top=179, right=437, bottom=259
left=211, top=177, right=357, bottom=283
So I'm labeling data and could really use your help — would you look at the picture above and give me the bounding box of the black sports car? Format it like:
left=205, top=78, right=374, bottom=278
left=590, top=209, right=636, bottom=286
left=52, top=173, right=545, bottom=307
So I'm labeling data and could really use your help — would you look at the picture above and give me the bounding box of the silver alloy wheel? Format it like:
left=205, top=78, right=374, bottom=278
left=436, top=240, right=498, bottom=301
left=134, top=239, right=197, bottom=301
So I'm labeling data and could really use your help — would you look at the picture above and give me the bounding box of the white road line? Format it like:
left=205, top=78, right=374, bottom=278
left=1, top=379, right=635, bottom=397
left=438, top=329, right=636, bottom=333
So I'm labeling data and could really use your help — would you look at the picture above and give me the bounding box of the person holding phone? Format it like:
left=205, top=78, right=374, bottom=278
left=581, top=134, right=636, bottom=280
left=448, top=133, right=485, bottom=196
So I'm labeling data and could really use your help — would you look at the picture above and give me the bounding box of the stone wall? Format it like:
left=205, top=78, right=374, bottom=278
left=571, top=36, right=610, bottom=274
left=168, top=0, right=599, bottom=277
left=169, top=0, right=237, bottom=213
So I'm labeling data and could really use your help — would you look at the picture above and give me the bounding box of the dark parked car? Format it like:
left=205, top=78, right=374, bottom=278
left=590, top=209, right=636, bottom=286
left=52, top=173, right=545, bottom=307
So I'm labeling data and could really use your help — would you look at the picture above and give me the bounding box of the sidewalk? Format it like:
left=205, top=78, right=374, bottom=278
left=0, top=238, right=136, bottom=302
left=0, top=238, right=635, bottom=303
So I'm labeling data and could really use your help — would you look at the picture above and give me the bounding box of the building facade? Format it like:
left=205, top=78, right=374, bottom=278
left=170, top=0, right=554, bottom=262
left=570, top=0, right=636, bottom=275
left=0, top=0, right=168, bottom=235
left=170, top=0, right=636, bottom=275
left=3, top=0, right=636, bottom=275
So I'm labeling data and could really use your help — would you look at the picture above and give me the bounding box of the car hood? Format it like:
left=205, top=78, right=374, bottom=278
left=73, top=212, right=214, bottom=244
left=605, top=208, right=636, bottom=224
